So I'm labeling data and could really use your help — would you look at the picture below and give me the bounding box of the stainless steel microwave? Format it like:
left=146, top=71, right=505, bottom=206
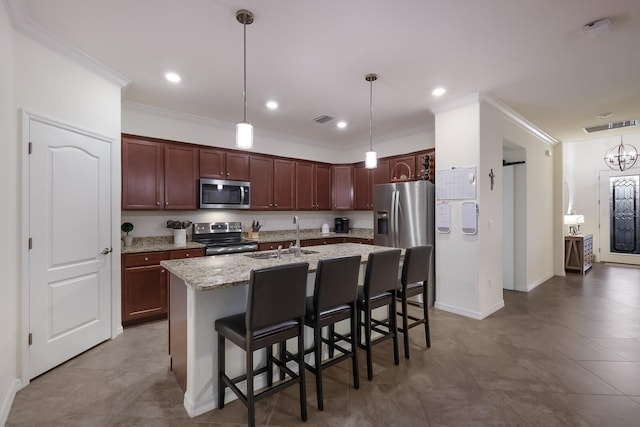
left=199, top=179, right=250, bottom=209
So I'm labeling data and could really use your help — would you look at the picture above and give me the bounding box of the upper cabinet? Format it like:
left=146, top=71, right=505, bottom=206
left=122, top=136, right=198, bottom=210
left=353, top=159, right=389, bottom=210
left=249, top=155, right=274, bottom=210
left=200, top=149, right=249, bottom=181
left=331, top=165, right=353, bottom=210
left=416, top=149, right=435, bottom=182
left=295, top=162, right=332, bottom=210
left=273, top=159, right=295, bottom=210
left=388, top=150, right=435, bottom=183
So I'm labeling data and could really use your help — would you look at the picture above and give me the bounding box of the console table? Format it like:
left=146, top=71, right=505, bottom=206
left=564, top=234, right=593, bottom=274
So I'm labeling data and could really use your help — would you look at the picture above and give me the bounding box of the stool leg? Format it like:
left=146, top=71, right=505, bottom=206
left=278, top=341, right=286, bottom=381
left=217, top=334, right=225, bottom=409
left=298, top=320, right=308, bottom=421
left=401, top=292, right=411, bottom=359
left=314, top=323, right=324, bottom=411
left=391, top=295, right=400, bottom=366
left=423, top=284, right=431, bottom=348
left=266, top=345, right=273, bottom=386
left=328, top=324, right=335, bottom=358
left=364, top=302, right=373, bottom=381
left=350, top=305, right=360, bottom=389
left=247, top=345, right=255, bottom=427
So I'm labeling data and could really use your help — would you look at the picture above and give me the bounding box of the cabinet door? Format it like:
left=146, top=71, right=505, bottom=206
left=200, top=148, right=225, bottom=179
left=332, top=165, right=353, bottom=210
left=295, top=161, right=315, bottom=210
left=353, top=164, right=371, bottom=210
left=225, top=152, right=250, bottom=181
left=122, top=137, right=164, bottom=210
left=415, top=150, right=435, bottom=182
left=273, top=159, right=295, bottom=210
left=389, top=155, right=417, bottom=181
left=249, top=155, right=274, bottom=210
left=164, top=143, right=199, bottom=209
left=122, top=265, right=167, bottom=324
left=315, top=163, right=332, bottom=211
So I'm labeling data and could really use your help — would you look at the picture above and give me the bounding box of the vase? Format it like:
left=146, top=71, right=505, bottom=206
left=123, top=235, right=133, bottom=247
left=173, top=229, right=187, bottom=246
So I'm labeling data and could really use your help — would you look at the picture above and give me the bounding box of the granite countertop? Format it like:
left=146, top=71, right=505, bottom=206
left=161, top=242, right=402, bottom=291
left=121, top=236, right=205, bottom=254
left=252, top=228, right=373, bottom=243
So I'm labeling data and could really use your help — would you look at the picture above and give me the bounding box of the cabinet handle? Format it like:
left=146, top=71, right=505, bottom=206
left=165, top=201, right=169, bottom=205
left=156, top=201, right=160, bottom=205
left=186, top=253, right=190, bottom=257
left=161, top=269, right=165, bottom=274
left=227, top=172, right=230, bottom=176
left=220, top=171, right=223, bottom=175
left=144, top=257, right=149, bottom=261
left=275, top=203, right=278, bottom=207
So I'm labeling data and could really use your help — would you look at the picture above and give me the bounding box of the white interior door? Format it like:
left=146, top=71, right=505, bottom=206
left=598, top=168, right=640, bottom=265
left=29, top=118, right=112, bottom=378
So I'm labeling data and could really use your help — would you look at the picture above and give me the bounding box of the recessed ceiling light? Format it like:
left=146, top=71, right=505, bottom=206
left=337, top=121, right=347, bottom=129
left=432, top=87, right=446, bottom=97
left=266, top=101, right=278, bottom=110
left=165, top=72, right=181, bottom=83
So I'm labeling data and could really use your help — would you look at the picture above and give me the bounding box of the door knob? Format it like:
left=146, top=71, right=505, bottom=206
left=101, top=247, right=113, bottom=254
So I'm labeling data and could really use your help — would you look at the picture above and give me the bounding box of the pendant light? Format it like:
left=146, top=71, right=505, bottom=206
left=365, top=73, right=378, bottom=169
left=604, top=135, right=638, bottom=171
left=236, top=9, right=254, bottom=150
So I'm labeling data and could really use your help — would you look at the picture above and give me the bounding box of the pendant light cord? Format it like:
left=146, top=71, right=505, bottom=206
left=243, top=19, right=247, bottom=123
left=369, top=78, right=373, bottom=151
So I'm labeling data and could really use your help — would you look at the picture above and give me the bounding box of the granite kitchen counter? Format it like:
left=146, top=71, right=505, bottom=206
left=249, top=227, right=373, bottom=243
left=121, top=236, right=205, bottom=254
left=161, top=242, right=398, bottom=291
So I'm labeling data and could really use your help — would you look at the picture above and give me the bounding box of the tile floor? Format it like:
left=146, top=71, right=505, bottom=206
left=7, top=263, right=640, bottom=426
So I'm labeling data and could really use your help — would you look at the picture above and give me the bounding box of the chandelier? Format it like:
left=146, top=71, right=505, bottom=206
left=604, top=136, right=638, bottom=171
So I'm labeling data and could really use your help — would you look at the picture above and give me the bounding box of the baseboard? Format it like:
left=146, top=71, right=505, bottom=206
left=0, top=379, right=23, bottom=426
left=526, top=273, right=554, bottom=292
left=434, top=302, right=483, bottom=319
left=479, top=299, right=505, bottom=319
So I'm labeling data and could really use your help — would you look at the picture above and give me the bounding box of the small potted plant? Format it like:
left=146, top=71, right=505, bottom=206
left=121, top=222, right=134, bottom=247
left=167, top=220, right=192, bottom=246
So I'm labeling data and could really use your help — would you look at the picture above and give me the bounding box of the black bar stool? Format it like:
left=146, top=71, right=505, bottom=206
left=299, top=255, right=361, bottom=410
left=396, top=245, right=433, bottom=359
left=356, top=249, right=402, bottom=380
left=215, top=262, right=309, bottom=427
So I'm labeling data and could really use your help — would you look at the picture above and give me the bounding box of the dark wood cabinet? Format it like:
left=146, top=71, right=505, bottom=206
left=249, top=155, right=274, bottom=210
left=353, top=160, right=389, bottom=210
left=122, top=136, right=164, bottom=210
left=122, top=248, right=204, bottom=327
left=273, top=159, right=295, bottom=210
left=164, top=143, right=199, bottom=210
left=122, top=136, right=198, bottom=210
left=200, top=149, right=250, bottom=181
left=389, top=155, right=418, bottom=182
left=295, top=162, right=332, bottom=210
left=415, top=150, right=435, bottom=182
left=332, top=165, right=353, bottom=210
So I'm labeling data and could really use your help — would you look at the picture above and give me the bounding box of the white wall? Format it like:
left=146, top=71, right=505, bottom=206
left=565, top=131, right=640, bottom=260
left=11, top=27, right=122, bottom=390
left=434, top=101, right=482, bottom=317
left=0, top=3, right=19, bottom=424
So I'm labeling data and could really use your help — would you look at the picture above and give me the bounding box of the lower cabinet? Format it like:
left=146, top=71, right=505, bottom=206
left=122, top=248, right=204, bottom=326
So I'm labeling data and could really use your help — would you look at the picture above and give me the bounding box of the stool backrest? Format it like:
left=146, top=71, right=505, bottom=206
left=363, top=249, right=402, bottom=297
left=313, top=255, right=361, bottom=312
left=246, top=262, right=309, bottom=331
left=401, top=245, right=432, bottom=286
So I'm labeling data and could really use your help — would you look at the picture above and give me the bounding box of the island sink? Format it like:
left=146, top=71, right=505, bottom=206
left=244, top=249, right=319, bottom=260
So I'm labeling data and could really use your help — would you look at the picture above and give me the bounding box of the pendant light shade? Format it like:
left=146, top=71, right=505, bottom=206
left=604, top=135, right=638, bottom=171
left=365, top=73, right=378, bottom=169
left=236, top=9, right=254, bottom=150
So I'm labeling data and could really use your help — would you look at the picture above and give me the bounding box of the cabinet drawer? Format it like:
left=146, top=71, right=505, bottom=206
left=124, top=252, right=169, bottom=267
left=170, top=248, right=205, bottom=259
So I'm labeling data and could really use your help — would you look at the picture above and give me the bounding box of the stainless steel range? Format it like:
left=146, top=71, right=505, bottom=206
left=192, top=222, right=258, bottom=256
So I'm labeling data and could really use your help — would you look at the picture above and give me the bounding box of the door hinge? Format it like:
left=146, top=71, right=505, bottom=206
left=28, top=142, right=32, bottom=154
left=28, top=237, right=32, bottom=250
left=28, top=333, right=32, bottom=345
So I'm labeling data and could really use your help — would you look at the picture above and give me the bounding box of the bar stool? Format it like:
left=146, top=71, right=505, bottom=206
left=300, top=255, right=361, bottom=410
left=356, top=249, right=402, bottom=380
left=215, top=262, right=309, bottom=427
left=396, top=245, right=433, bottom=359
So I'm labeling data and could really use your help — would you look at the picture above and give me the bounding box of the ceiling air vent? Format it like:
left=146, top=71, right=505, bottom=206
left=583, top=119, right=638, bottom=133
left=313, top=115, right=334, bottom=124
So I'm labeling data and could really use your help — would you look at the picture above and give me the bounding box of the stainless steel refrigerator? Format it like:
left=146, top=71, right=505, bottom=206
left=373, top=180, right=435, bottom=305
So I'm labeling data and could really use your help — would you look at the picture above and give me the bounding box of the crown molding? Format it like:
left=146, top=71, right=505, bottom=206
left=482, top=96, right=559, bottom=145
left=5, top=0, right=130, bottom=88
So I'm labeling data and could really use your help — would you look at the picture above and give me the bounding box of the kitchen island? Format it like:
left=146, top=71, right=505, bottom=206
left=161, top=242, right=401, bottom=418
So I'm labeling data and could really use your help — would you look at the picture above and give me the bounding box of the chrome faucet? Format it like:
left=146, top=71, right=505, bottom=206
left=277, top=244, right=283, bottom=259
left=291, top=216, right=301, bottom=257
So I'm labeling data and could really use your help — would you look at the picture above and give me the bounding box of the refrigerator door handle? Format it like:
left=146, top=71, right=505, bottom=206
left=393, top=190, right=400, bottom=248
